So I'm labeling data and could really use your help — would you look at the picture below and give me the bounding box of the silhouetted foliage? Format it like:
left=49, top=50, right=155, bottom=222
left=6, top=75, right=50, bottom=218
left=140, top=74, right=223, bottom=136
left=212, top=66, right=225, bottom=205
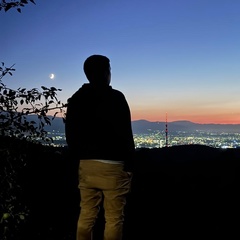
left=0, top=137, right=30, bottom=240
left=0, top=61, right=67, bottom=238
left=0, top=64, right=66, bottom=239
left=0, top=0, right=63, bottom=236
left=0, top=0, right=36, bottom=13
left=0, top=3, right=68, bottom=239
left=0, top=62, right=67, bottom=143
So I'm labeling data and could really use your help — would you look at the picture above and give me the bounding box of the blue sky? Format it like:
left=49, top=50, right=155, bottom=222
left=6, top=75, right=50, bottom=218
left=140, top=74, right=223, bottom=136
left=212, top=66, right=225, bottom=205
left=1, top=0, right=240, bottom=123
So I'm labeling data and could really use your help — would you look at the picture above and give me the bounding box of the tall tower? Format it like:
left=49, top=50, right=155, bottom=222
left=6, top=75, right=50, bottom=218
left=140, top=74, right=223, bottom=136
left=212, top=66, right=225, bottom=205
left=165, top=112, right=168, bottom=147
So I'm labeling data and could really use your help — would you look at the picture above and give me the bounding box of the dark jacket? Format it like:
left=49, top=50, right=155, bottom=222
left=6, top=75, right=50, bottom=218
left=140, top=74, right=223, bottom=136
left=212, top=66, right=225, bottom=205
left=65, top=83, right=135, bottom=171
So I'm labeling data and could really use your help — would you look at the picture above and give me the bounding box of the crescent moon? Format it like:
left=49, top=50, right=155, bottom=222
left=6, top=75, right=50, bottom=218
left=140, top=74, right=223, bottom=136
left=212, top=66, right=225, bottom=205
left=49, top=73, right=55, bottom=79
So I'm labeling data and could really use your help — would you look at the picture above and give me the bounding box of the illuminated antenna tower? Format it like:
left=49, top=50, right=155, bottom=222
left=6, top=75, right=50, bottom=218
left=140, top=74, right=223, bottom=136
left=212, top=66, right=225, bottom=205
left=165, top=112, right=168, bottom=147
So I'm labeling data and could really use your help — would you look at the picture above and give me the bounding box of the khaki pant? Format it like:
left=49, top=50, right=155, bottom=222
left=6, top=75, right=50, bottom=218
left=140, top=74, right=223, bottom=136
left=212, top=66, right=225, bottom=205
left=77, top=160, right=132, bottom=240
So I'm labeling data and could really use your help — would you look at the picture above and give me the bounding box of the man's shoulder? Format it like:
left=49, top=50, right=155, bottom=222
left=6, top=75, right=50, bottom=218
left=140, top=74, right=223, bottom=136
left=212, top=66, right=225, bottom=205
left=68, top=84, right=89, bottom=100
left=111, top=88, right=125, bottom=98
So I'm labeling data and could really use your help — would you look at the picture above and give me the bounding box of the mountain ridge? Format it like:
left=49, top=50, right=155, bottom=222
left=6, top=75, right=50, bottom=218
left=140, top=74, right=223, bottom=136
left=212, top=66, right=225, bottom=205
left=39, top=116, right=240, bottom=134
left=130, top=119, right=240, bottom=133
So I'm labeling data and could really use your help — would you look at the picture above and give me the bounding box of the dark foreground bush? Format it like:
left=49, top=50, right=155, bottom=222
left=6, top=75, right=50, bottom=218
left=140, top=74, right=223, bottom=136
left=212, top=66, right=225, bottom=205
left=0, top=136, right=78, bottom=240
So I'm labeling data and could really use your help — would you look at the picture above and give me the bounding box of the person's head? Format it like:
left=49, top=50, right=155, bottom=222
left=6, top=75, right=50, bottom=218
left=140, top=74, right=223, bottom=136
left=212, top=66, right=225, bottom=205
left=83, top=54, right=111, bottom=86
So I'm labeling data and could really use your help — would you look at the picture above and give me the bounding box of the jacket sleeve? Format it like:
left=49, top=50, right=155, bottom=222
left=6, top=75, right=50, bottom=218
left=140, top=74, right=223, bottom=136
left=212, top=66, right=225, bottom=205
left=119, top=94, right=135, bottom=172
left=65, top=97, right=77, bottom=151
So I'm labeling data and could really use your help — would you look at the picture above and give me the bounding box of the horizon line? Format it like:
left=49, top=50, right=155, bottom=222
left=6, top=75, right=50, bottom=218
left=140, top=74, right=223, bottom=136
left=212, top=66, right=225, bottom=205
left=131, top=119, right=240, bottom=125
left=37, top=114, right=240, bottom=125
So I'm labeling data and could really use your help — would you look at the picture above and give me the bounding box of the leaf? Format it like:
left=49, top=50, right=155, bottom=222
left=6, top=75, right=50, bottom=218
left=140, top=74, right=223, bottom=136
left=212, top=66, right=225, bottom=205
left=44, top=116, right=51, bottom=125
left=50, top=87, right=57, bottom=91
left=20, top=88, right=26, bottom=93
left=41, top=86, right=48, bottom=90
left=5, top=5, right=11, bottom=12
left=17, top=8, right=21, bottom=13
left=52, top=112, right=58, bottom=120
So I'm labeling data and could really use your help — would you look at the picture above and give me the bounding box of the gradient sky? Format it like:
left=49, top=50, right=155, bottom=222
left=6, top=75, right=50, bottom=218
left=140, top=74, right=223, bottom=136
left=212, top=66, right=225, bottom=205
left=1, top=0, right=240, bottom=124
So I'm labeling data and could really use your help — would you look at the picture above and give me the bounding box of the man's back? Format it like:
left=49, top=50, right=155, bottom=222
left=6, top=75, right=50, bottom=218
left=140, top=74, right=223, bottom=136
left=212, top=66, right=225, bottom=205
left=65, top=83, right=134, bottom=169
left=65, top=55, right=134, bottom=240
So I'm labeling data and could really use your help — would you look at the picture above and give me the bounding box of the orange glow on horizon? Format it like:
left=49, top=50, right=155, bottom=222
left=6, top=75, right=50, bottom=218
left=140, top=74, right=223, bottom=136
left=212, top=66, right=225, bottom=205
left=131, top=117, right=240, bottom=124
left=47, top=106, right=240, bottom=125
left=131, top=112, right=240, bottom=124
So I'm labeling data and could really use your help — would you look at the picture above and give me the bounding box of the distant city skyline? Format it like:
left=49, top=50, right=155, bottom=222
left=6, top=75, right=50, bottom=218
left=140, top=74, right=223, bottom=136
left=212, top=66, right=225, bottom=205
left=47, top=119, right=240, bottom=149
left=1, top=0, right=240, bottom=124
left=43, top=116, right=240, bottom=135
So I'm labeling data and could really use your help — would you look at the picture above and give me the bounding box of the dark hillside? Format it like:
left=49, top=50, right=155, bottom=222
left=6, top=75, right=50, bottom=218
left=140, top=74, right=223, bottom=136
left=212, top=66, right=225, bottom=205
left=129, top=145, right=240, bottom=239
left=1, top=136, right=239, bottom=239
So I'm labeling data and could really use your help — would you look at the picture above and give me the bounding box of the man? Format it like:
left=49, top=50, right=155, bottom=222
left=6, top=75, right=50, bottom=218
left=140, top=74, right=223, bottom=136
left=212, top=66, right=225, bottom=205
left=65, top=54, right=135, bottom=240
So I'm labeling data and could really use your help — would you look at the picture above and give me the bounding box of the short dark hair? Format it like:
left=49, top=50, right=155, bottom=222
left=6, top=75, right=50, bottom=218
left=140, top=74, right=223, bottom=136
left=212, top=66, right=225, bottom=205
left=83, top=55, right=110, bottom=84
